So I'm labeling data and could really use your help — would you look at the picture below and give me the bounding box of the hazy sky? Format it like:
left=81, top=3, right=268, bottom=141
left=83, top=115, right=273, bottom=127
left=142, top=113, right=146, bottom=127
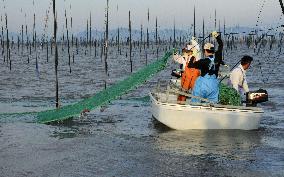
left=1, top=0, right=283, bottom=34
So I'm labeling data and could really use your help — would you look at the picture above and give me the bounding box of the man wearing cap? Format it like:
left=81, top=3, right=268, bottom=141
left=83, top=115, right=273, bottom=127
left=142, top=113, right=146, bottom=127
left=190, top=31, right=223, bottom=103
left=172, top=37, right=201, bottom=70
left=230, top=55, right=253, bottom=94
left=172, top=38, right=201, bottom=102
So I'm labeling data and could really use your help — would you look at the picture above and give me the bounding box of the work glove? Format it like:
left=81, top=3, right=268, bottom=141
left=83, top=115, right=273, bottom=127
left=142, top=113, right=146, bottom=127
left=211, top=31, right=219, bottom=38
left=191, top=38, right=199, bottom=48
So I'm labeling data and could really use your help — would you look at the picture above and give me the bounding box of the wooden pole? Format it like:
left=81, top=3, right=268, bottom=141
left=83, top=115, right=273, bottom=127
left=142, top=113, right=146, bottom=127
left=86, top=20, right=89, bottom=47
left=202, top=18, right=205, bottom=58
left=5, top=14, right=9, bottom=65
left=25, top=25, right=28, bottom=53
left=224, top=18, right=226, bottom=50
left=33, top=13, right=35, bottom=48
left=155, top=17, right=158, bottom=45
left=214, top=9, right=217, bottom=30
left=147, top=8, right=149, bottom=48
left=193, top=6, right=196, bottom=37
left=47, top=39, right=49, bottom=62
left=89, top=12, right=92, bottom=52
left=21, top=25, right=24, bottom=54
left=1, top=27, right=3, bottom=61
left=65, top=10, right=71, bottom=73
left=173, top=19, right=176, bottom=47
left=214, top=9, right=217, bottom=46
left=104, top=0, right=109, bottom=89
left=53, top=0, right=59, bottom=108
left=140, top=24, right=143, bottom=53
left=129, top=10, right=133, bottom=73
left=117, top=27, right=120, bottom=53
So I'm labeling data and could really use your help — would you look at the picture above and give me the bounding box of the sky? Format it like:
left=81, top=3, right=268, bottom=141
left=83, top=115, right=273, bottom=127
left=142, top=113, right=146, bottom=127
left=0, top=0, right=283, bottom=34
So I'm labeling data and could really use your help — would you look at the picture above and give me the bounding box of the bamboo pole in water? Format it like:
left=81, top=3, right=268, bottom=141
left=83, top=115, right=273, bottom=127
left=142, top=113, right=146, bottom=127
left=117, top=27, right=120, bottom=54
left=100, top=36, right=103, bottom=61
left=34, top=29, right=37, bottom=55
left=155, top=16, right=158, bottom=59
left=9, top=48, right=11, bottom=70
left=65, top=10, right=71, bottom=73
left=33, top=13, right=35, bottom=48
left=29, top=40, right=32, bottom=55
left=70, top=11, right=75, bottom=63
left=53, top=0, right=59, bottom=108
left=104, top=0, right=109, bottom=89
left=147, top=8, right=149, bottom=48
left=145, top=49, right=148, bottom=66
left=94, top=34, right=97, bottom=57
left=25, top=24, right=29, bottom=63
left=193, top=6, right=196, bottom=37
left=86, top=19, right=89, bottom=48
left=46, top=38, right=49, bottom=62
left=140, top=24, right=142, bottom=53
left=1, top=23, right=3, bottom=62
left=75, top=37, right=78, bottom=55
left=5, top=14, right=9, bottom=66
left=89, top=12, right=92, bottom=53
left=69, top=3, right=72, bottom=43
left=1, top=15, right=2, bottom=53
left=21, top=24, right=23, bottom=54
left=35, top=30, right=38, bottom=74
left=155, top=17, right=158, bottom=45
left=202, top=18, right=205, bottom=58
left=0, top=15, right=2, bottom=48
left=214, top=9, right=217, bottom=46
left=129, top=10, right=133, bottom=73
left=214, top=9, right=217, bottom=30
left=173, top=19, right=176, bottom=47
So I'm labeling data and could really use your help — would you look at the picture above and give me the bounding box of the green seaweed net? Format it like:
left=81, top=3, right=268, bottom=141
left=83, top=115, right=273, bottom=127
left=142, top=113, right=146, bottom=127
left=219, top=83, right=242, bottom=106
left=37, top=51, right=172, bottom=123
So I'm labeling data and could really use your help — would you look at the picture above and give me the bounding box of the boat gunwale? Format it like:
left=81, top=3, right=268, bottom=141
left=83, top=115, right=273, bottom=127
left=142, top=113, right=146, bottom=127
left=149, top=92, right=264, bottom=114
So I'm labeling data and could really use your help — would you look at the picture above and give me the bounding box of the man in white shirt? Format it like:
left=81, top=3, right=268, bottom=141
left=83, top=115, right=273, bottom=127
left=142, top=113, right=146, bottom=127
left=230, top=55, right=253, bottom=94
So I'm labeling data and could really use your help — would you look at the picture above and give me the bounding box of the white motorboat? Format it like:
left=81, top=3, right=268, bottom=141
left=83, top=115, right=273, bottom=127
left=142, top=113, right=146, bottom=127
left=150, top=91, right=264, bottom=130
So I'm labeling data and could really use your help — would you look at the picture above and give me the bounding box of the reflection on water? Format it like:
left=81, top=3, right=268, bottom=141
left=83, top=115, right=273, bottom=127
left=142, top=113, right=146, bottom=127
left=154, top=126, right=261, bottom=158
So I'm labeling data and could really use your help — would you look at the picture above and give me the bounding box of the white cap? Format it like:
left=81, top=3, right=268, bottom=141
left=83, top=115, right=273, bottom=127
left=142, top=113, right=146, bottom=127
left=186, top=44, right=194, bottom=51
left=204, top=43, right=215, bottom=51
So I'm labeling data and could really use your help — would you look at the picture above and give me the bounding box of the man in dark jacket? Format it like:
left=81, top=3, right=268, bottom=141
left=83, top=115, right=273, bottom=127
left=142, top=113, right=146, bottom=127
left=191, top=31, right=223, bottom=103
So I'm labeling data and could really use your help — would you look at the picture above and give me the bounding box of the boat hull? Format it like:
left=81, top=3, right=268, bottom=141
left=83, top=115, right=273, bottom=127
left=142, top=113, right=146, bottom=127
left=150, top=93, right=263, bottom=130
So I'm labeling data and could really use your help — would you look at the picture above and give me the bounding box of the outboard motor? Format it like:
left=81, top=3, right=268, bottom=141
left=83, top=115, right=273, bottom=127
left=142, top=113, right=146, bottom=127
left=246, top=89, right=268, bottom=107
